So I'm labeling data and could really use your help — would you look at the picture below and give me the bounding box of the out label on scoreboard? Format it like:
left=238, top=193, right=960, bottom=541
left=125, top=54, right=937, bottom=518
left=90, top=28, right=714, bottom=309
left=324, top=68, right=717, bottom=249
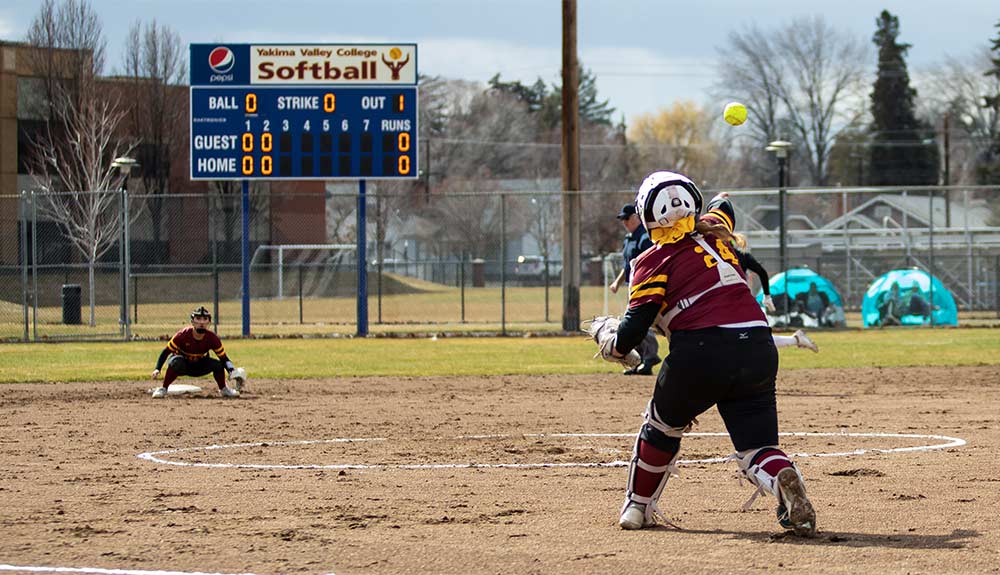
left=190, top=43, right=418, bottom=181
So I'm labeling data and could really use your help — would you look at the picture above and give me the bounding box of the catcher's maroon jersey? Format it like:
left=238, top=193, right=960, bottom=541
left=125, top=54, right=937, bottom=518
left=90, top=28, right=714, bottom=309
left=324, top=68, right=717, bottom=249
left=628, top=233, right=766, bottom=332
left=167, top=327, right=226, bottom=361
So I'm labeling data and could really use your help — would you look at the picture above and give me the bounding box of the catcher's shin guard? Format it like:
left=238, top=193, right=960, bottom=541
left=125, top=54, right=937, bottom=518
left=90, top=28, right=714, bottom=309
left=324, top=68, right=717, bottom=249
left=736, top=446, right=797, bottom=505
left=620, top=401, right=686, bottom=528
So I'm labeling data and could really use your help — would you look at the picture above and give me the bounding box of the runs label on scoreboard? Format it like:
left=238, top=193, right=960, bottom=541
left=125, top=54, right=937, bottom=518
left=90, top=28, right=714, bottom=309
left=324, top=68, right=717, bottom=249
left=191, top=86, right=417, bottom=180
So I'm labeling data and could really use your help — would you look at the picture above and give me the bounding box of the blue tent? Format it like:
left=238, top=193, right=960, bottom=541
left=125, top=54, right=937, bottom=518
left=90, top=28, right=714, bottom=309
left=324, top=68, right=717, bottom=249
left=861, top=269, right=958, bottom=327
left=756, top=267, right=846, bottom=327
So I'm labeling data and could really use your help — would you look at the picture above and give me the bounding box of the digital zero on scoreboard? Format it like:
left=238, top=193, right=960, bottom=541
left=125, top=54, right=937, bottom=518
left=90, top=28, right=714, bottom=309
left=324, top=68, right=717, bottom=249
left=190, top=43, right=418, bottom=180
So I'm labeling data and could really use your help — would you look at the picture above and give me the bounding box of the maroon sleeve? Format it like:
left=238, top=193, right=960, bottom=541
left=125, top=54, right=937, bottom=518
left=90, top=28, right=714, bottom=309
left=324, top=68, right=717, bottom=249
left=627, top=248, right=668, bottom=310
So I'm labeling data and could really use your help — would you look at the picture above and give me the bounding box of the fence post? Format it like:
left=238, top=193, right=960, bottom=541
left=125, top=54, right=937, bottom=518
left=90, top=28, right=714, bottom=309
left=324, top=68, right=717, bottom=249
left=123, top=189, right=132, bottom=340
left=20, top=192, right=28, bottom=342
left=133, top=275, right=138, bottom=324
left=964, top=189, right=973, bottom=310
left=843, top=190, right=851, bottom=310
left=500, top=193, right=506, bottom=335
left=460, top=253, right=466, bottom=323
left=298, top=263, right=304, bottom=324
left=928, top=190, right=935, bottom=327
left=544, top=255, right=550, bottom=323
left=31, top=191, right=38, bottom=342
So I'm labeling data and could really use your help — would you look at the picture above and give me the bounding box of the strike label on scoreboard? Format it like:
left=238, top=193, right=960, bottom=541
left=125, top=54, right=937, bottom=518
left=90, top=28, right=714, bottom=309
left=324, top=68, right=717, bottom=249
left=190, top=43, right=418, bottom=181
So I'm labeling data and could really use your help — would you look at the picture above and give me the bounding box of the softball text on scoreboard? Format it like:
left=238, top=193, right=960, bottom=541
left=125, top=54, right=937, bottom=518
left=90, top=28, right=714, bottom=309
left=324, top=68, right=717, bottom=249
left=189, top=43, right=418, bottom=181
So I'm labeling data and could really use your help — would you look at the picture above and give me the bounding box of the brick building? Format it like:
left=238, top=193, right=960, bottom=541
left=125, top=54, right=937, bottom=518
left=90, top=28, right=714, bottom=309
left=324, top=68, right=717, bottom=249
left=0, top=40, right=327, bottom=268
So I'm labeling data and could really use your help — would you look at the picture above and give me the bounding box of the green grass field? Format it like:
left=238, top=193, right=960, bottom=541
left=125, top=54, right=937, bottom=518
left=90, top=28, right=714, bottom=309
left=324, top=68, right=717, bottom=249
left=0, top=328, right=997, bottom=384
left=4, top=279, right=999, bottom=342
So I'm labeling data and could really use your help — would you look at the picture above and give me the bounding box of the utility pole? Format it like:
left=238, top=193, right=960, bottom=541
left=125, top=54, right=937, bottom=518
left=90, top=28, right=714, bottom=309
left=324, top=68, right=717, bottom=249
left=560, top=0, right=581, bottom=332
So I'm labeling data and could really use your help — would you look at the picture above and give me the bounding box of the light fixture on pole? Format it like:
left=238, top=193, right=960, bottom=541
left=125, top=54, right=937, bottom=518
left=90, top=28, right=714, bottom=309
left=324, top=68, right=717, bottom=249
left=111, top=156, right=140, bottom=340
left=765, top=140, right=792, bottom=317
left=111, top=156, right=140, bottom=190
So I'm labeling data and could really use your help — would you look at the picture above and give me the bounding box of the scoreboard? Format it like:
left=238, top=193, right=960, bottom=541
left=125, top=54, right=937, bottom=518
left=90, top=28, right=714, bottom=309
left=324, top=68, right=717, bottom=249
left=190, top=43, right=418, bottom=181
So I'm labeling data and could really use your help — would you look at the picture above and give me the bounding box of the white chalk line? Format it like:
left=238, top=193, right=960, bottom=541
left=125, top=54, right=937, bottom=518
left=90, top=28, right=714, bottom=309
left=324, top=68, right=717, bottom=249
left=0, top=565, right=335, bottom=575
left=136, top=431, right=966, bottom=470
left=8, top=432, right=967, bottom=575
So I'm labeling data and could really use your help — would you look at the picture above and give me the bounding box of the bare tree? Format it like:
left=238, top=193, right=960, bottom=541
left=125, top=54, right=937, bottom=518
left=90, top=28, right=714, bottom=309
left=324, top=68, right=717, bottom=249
left=24, top=0, right=135, bottom=326
left=207, top=181, right=270, bottom=263
left=27, top=86, right=134, bottom=326
left=716, top=16, right=871, bottom=185
left=121, top=20, right=187, bottom=262
left=628, top=101, right=720, bottom=182
left=921, top=48, right=1000, bottom=185
left=429, top=182, right=505, bottom=260
left=433, top=87, right=542, bottom=180
left=24, top=0, right=107, bottom=119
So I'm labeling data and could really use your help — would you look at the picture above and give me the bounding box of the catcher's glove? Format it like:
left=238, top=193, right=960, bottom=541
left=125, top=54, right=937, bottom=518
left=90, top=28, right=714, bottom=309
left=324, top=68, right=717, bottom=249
left=583, top=316, right=642, bottom=369
left=230, top=367, right=247, bottom=392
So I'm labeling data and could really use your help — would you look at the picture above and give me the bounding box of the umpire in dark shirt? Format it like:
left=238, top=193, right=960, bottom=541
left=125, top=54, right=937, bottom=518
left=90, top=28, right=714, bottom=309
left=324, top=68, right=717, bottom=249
left=609, top=203, right=660, bottom=375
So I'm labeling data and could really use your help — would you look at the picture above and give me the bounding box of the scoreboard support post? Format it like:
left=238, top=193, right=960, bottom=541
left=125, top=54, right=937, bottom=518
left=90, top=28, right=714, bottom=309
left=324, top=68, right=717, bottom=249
left=357, top=179, right=368, bottom=337
left=241, top=179, right=251, bottom=336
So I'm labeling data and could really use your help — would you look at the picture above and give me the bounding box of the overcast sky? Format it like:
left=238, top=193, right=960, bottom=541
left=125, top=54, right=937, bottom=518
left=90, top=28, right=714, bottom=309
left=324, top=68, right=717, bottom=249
left=3, top=1, right=997, bottom=125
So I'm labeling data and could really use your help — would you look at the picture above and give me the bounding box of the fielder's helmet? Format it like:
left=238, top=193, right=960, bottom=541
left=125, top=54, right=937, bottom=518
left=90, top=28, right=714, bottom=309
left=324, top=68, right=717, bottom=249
left=703, top=192, right=736, bottom=231
left=634, top=171, right=704, bottom=232
left=190, top=306, right=212, bottom=321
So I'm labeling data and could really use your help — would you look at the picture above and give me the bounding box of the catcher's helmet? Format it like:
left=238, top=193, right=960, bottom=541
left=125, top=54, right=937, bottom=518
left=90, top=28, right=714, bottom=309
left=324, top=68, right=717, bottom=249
left=190, top=306, right=212, bottom=321
left=635, top=171, right=704, bottom=232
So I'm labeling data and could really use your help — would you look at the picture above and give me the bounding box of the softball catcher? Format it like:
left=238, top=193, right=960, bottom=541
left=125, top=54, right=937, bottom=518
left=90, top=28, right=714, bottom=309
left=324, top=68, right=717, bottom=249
left=592, top=171, right=816, bottom=537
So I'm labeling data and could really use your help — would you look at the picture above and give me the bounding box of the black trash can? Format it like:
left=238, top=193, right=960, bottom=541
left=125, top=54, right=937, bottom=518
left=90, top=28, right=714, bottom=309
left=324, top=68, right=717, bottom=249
left=61, top=284, right=82, bottom=325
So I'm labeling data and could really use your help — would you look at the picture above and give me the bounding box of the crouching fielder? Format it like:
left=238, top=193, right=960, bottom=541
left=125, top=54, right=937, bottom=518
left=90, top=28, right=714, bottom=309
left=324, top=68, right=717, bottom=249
left=151, top=306, right=244, bottom=399
left=606, top=171, right=816, bottom=536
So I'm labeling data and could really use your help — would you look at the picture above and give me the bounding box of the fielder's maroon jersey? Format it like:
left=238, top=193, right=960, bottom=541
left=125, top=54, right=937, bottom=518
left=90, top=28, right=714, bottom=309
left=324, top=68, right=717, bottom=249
left=167, top=327, right=226, bottom=361
left=628, top=233, right=767, bottom=332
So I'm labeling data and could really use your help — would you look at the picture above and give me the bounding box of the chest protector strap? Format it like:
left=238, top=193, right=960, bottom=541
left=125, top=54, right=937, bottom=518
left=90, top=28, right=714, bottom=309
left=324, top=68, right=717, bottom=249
left=657, top=235, right=746, bottom=333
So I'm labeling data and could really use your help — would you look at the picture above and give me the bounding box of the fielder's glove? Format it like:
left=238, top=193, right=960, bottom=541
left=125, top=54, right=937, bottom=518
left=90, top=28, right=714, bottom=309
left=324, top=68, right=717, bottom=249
left=583, top=316, right=642, bottom=370
left=229, top=367, right=247, bottom=392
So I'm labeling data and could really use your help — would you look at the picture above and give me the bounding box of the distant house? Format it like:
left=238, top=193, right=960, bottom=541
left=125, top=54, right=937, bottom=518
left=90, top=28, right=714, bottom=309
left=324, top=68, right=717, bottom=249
left=823, top=193, right=992, bottom=230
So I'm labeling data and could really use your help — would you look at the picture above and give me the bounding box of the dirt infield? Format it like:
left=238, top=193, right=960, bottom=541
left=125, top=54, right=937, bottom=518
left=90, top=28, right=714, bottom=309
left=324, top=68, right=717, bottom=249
left=1, top=365, right=998, bottom=575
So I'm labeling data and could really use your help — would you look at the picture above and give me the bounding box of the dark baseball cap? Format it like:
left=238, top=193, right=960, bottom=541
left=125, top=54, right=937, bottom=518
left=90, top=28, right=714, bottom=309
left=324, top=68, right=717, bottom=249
left=616, top=204, right=637, bottom=219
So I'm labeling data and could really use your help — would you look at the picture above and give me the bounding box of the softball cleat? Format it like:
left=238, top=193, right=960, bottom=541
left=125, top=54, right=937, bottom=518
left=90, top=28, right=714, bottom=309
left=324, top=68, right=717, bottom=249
left=776, top=467, right=816, bottom=537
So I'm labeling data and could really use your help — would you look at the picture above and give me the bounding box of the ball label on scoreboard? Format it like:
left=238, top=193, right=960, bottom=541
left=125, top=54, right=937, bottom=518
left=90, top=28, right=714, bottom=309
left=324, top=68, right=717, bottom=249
left=190, top=43, right=418, bottom=181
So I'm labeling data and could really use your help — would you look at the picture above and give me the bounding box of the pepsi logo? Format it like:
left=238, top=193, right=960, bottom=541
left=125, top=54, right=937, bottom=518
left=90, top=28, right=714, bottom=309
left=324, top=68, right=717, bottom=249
left=208, top=47, right=235, bottom=74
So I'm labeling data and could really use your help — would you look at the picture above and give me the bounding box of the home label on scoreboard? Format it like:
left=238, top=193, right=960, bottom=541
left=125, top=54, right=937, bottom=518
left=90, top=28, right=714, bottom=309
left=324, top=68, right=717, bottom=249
left=190, top=43, right=418, bottom=181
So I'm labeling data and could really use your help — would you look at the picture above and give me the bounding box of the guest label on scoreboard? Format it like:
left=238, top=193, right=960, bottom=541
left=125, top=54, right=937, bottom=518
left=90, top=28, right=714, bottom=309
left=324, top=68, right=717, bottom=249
left=190, top=43, right=418, bottom=181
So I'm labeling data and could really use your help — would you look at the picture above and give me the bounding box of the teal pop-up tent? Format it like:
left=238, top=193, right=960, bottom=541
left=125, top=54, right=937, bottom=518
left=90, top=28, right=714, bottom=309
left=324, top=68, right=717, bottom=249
left=756, top=267, right=846, bottom=327
left=861, top=269, right=958, bottom=327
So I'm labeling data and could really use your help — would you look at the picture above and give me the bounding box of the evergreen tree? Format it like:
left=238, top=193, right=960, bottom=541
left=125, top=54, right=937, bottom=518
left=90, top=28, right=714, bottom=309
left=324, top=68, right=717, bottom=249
left=487, top=65, right=616, bottom=130
left=488, top=73, right=547, bottom=113
left=869, top=10, right=939, bottom=185
left=978, top=19, right=1000, bottom=185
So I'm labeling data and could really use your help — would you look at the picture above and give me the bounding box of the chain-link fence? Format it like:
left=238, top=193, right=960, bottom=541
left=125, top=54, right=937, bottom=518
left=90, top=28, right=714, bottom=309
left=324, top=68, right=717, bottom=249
left=1, top=185, right=998, bottom=341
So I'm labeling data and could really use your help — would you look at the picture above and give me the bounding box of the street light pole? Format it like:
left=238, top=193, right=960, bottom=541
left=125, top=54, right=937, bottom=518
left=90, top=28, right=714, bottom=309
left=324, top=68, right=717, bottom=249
left=943, top=112, right=951, bottom=227
left=777, top=154, right=787, bottom=273
left=112, top=156, right=139, bottom=341
left=766, top=140, right=792, bottom=318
